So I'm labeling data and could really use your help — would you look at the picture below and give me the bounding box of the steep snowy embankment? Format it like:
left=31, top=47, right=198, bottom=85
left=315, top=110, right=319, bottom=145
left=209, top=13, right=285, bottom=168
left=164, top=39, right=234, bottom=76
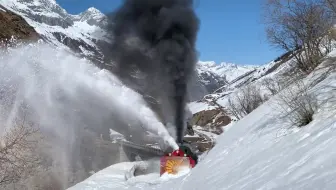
left=153, top=70, right=336, bottom=190
left=69, top=56, right=336, bottom=189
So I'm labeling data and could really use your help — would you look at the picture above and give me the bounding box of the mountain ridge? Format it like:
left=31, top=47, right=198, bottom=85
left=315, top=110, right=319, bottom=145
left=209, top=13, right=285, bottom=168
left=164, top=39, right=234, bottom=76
left=0, top=0, right=268, bottom=101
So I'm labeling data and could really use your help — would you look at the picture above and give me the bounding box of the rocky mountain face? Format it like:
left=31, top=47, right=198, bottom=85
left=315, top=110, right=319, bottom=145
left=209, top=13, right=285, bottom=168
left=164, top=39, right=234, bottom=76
left=1, top=0, right=109, bottom=64
left=194, top=61, right=258, bottom=98
left=198, top=61, right=257, bottom=83
left=0, top=5, right=39, bottom=43
left=190, top=108, right=231, bottom=135
left=196, top=63, right=228, bottom=94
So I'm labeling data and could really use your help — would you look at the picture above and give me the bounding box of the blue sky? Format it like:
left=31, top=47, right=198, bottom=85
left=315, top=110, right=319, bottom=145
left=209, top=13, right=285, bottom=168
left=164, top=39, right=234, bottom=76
left=56, top=0, right=282, bottom=65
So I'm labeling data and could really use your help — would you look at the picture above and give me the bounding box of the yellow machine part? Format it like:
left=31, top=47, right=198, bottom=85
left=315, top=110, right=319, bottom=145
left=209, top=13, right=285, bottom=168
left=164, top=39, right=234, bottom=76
left=161, top=157, right=191, bottom=175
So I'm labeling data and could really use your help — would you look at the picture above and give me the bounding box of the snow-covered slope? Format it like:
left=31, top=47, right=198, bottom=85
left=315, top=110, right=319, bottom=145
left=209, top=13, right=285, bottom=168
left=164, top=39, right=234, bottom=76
left=194, top=54, right=297, bottom=107
left=68, top=52, right=336, bottom=190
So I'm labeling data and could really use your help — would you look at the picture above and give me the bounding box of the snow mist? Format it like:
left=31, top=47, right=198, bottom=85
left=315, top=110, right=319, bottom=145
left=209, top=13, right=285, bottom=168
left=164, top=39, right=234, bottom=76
left=0, top=42, right=177, bottom=186
left=105, top=0, right=200, bottom=144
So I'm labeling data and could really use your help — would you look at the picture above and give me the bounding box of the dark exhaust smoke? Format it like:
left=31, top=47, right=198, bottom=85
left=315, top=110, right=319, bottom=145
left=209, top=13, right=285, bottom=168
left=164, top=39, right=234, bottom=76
left=105, top=0, right=200, bottom=144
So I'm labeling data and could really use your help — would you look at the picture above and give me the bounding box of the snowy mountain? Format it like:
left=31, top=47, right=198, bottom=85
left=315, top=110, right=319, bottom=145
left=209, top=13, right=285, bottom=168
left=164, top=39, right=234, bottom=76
left=194, top=62, right=227, bottom=95
left=0, top=0, right=262, bottom=101
left=198, top=61, right=257, bottom=83
left=0, top=0, right=109, bottom=63
left=191, top=54, right=297, bottom=107
left=193, top=61, right=259, bottom=97
left=73, top=7, right=107, bottom=27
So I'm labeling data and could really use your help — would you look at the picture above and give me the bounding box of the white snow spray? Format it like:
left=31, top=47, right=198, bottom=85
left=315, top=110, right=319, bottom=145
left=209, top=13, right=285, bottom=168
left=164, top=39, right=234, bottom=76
left=0, top=41, right=178, bottom=187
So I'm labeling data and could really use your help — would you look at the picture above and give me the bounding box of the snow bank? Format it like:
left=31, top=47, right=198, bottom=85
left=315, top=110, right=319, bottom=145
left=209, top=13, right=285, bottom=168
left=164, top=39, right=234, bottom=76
left=68, top=162, right=142, bottom=190
left=68, top=160, right=192, bottom=190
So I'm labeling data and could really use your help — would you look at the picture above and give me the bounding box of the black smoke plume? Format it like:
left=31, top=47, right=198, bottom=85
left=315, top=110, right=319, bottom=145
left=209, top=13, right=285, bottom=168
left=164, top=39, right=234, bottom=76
left=105, top=0, right=200, bottom=144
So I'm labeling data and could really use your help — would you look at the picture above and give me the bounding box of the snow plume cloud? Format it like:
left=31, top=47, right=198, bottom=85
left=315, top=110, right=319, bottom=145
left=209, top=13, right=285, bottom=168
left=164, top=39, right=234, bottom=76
left=105, top=0, right=200, bottom=144
left=0, top=42, right=177, bottom=188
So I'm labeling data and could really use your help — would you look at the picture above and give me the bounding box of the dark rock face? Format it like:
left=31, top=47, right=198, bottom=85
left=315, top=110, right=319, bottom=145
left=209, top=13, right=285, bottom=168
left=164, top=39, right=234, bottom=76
left=51, top=32, right=101, bottom=57
left=181, top=108, right=231, bottom=155
left=190, top=108, right=231, bottom=135
left=1, top=0, right=110, bottom=68
left=198, top=71, right=227, bottom=94
left=0, top=5, right=39, bottom=42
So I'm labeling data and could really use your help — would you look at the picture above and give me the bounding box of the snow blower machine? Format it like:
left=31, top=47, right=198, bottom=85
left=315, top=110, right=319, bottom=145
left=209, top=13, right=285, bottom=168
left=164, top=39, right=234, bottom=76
left=160, top=145, right=198, bottom=176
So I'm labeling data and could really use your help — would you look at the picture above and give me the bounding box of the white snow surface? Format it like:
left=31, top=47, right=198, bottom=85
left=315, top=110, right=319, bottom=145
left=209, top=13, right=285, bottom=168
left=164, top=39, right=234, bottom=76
left=69, top=56, right=336, bottom=189
left=68, top=162, right=161, bottom=190
left=68, top=161, right=191, bottom=190
left=73, top=7, right=106, bottom=23
left=1, top=0, right=64, bottom=18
